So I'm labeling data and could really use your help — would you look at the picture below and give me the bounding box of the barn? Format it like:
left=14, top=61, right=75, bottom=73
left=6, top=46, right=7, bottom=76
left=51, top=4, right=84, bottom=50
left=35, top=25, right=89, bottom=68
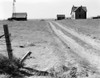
left=70, top=5, right=87, bottom=19
left=12, top=13, right=27, bottom=21
left=57, top=14, right=65, bottom=20
left=8, top=12, right=27, bottom=21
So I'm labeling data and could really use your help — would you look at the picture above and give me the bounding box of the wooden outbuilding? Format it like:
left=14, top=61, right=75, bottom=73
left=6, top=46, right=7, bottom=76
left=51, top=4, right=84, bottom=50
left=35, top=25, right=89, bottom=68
left=8, top=12, right=27, bottom=21
left=92, top=16, right=100, bottom=19
left=57, top=14, right=65, bottom=20
left=70, top=5, right=87, bottom=19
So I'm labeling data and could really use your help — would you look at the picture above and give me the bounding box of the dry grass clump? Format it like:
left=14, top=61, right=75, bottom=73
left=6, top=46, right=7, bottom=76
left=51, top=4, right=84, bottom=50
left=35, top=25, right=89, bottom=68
left=0, top=54, right=33, bottom=78
left=47, top=65, right=92, bottom=78
left=47, top=65, right=70, bottom=78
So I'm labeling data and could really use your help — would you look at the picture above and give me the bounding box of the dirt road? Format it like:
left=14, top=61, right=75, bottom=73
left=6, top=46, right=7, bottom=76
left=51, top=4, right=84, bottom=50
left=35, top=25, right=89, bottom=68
left=49, top=21, right=100, bottom=72
left=54, top=22, right=100, bottom=51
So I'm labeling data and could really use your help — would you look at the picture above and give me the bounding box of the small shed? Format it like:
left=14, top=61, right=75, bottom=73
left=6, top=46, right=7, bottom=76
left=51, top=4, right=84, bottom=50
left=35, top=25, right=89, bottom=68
left=70, top=5, right=87, bottom=19
left=92, top=16, right=100, bottom=19
left=57, top=14, right=65, bottom=20
left=8, top=12, right=27, bottom=21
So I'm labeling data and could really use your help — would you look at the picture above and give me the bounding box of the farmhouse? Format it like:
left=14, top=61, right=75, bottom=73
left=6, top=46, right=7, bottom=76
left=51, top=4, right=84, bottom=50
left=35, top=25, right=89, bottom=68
left=57, top=14, right=65, bottom=20
left=70, top=5, right=87, bottom=19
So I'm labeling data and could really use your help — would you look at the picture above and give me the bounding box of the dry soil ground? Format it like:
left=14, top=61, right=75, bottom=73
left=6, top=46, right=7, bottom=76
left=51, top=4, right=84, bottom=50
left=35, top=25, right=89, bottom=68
left=0, top=19, right=100, bottom=78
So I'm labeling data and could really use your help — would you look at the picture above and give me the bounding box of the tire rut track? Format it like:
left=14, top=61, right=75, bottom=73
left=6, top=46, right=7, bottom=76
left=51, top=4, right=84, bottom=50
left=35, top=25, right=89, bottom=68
left=49, top=22, right=100, bottom=72
left=54, top=22, right=100, bottom=51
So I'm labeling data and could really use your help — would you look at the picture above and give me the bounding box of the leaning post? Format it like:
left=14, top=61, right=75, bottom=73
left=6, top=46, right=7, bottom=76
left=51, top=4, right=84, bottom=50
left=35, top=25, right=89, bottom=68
left=20, top=51, right=32, bottom=63
left=3, top=24, right=13, bottom=61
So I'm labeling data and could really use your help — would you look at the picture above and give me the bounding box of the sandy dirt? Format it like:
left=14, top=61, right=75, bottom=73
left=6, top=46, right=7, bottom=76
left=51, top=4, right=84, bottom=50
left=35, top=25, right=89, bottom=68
left=0, top=20, right=72, bottom=78
left=0, top=20, right=62, bottom=71
left=0, top=20, right=100, bottom=78
left=49, top=21, right=100, bottom=78
left=54, top=22, right=100, bottom=50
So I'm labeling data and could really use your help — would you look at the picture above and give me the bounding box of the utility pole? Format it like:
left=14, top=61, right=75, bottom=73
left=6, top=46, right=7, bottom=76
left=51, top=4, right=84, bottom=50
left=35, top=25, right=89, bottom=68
left=3, top=24, right=13, bottom=61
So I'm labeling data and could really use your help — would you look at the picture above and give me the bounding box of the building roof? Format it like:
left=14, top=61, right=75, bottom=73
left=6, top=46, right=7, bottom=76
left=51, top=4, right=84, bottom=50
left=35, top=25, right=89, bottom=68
left=12, top=12, right=27, bottom=18
left=57, top=14, right=65, bottom=17
left=71, top=5, right=87, bottom=14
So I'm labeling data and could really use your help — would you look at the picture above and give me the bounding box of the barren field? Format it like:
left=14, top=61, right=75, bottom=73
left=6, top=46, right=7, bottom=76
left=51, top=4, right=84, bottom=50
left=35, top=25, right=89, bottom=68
left=57, top=19, right=100, bottom=39
left=0, top=19, right=100, bottom=78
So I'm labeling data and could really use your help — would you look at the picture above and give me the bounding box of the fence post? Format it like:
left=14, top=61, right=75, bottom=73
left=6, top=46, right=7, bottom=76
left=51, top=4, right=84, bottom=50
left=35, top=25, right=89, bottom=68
left=20, top=51, right=32, bottom=63
left=3, top=24, right=13, bottom=61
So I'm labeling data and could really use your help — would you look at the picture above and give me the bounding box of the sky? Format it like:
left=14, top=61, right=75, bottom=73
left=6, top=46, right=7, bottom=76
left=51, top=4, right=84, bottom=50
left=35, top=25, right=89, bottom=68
left=0, top=0, right=100, bottom=19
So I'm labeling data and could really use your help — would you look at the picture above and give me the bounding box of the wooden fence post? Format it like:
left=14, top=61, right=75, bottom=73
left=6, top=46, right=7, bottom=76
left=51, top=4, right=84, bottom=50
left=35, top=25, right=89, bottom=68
left=20, top=51, right=32, bottom=63
left=3, top=24, right=13, bottom=60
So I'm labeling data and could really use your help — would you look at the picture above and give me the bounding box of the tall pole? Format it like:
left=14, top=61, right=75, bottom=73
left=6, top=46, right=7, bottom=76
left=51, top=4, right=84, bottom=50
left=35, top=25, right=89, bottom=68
left=13, top=0, right=16, bottom=14
left=3, top=24, right=13, bottom=61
